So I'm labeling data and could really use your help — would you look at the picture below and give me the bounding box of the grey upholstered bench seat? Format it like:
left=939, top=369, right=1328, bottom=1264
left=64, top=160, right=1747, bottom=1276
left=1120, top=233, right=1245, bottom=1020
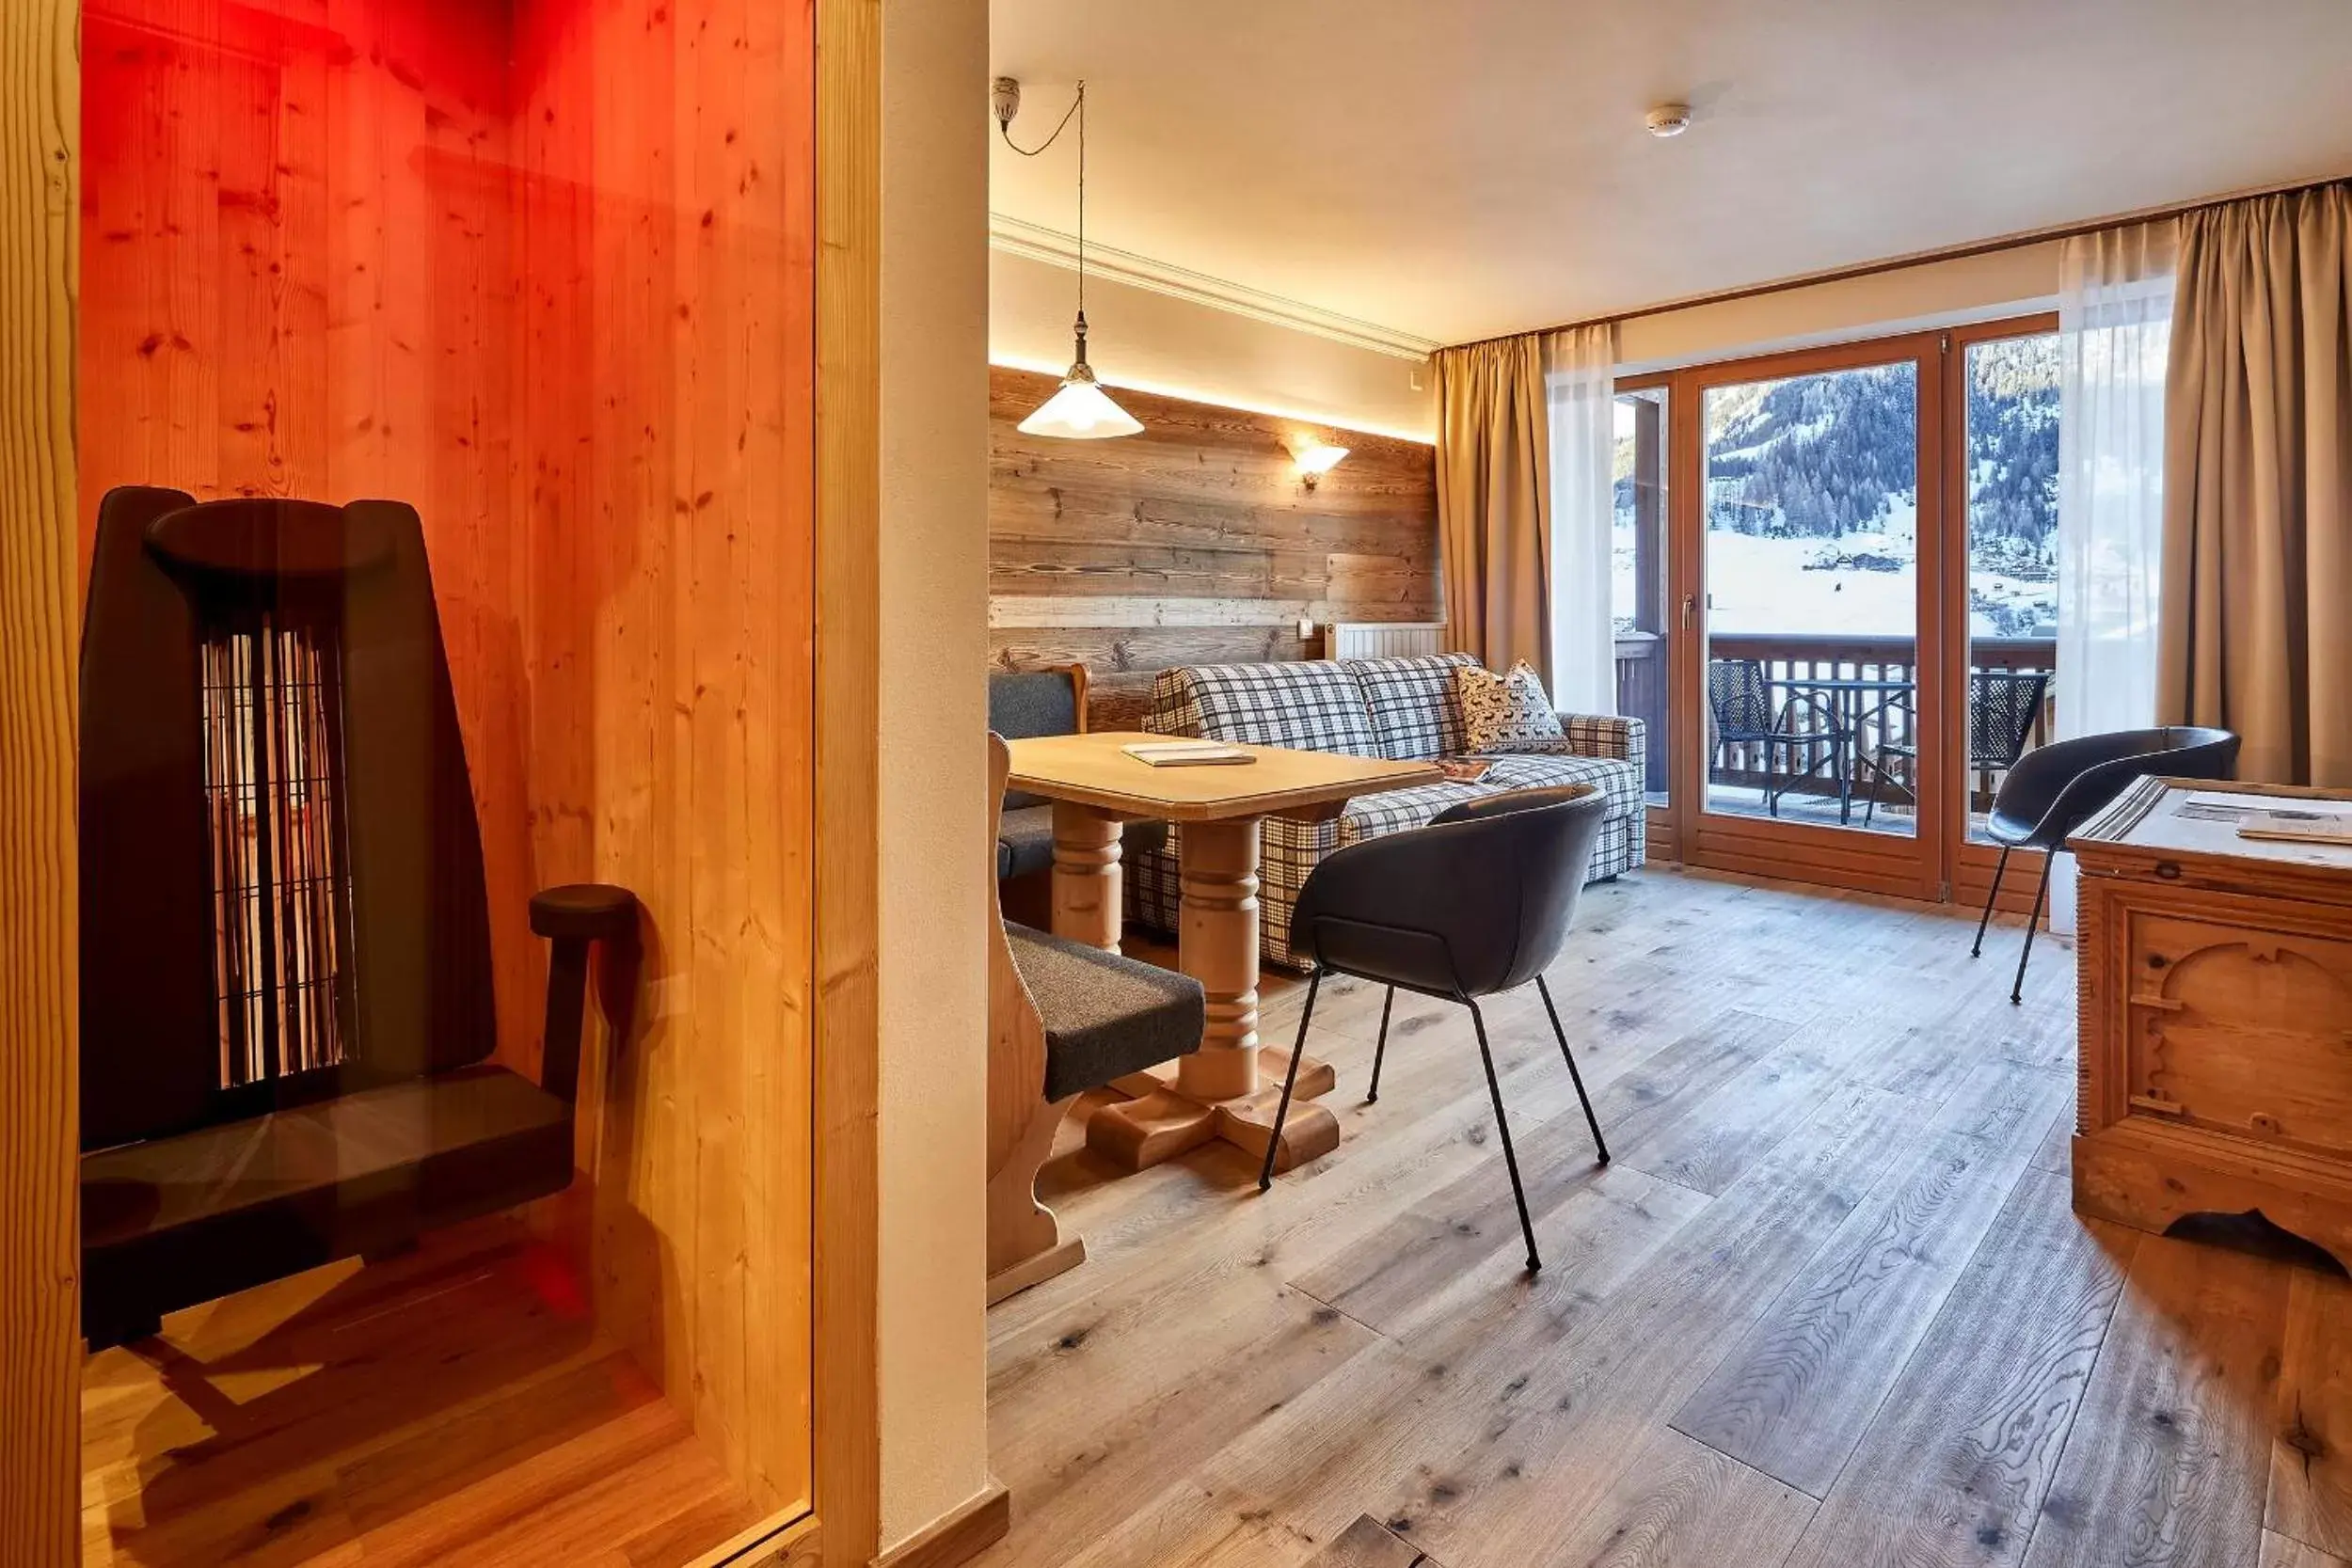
left=997, top=807, right=1168, bottom=881
left=1003, top=923, right=1204, bottom=1101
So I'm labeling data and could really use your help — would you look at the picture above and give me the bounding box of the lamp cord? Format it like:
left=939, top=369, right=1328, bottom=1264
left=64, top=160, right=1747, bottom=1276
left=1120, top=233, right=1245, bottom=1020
left=1000, top=82, right=1089, bottom=325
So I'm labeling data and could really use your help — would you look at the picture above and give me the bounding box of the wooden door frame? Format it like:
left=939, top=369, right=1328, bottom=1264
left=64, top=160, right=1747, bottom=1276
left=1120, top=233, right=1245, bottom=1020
left=1612, top=372, right=1678, bottom=863
left=0, top=0, right=83, bottom=1555
left=1939, top=310, right=2062, bottom=922
left=1661, top=330, right=1949, bottom=902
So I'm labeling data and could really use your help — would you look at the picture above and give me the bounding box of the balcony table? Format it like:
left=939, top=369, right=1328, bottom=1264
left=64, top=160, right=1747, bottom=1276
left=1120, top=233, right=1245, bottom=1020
left=1772, top=673, right=1915, bottom=823
left=1004, top=731, right=1441, bottom=1174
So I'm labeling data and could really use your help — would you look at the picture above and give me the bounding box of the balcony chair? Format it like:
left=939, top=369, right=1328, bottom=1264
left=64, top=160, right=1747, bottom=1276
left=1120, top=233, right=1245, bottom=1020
left=1707, top=658, right=1845, bottom=817
left=1258, top=785, right=1612, bottom=1274
left=78, top=487, right=635, bottom=1351
left=1974, top=725, right=2241, bottom=1005
left=986, top=734, right=1203, bottom=1303
left=1859, top=669, right=2051, bottom=830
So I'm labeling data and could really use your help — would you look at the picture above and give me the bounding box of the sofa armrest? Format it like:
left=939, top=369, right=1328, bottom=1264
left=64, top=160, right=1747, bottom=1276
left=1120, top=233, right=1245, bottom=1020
left=1557, top=712, right=1645, bottom=777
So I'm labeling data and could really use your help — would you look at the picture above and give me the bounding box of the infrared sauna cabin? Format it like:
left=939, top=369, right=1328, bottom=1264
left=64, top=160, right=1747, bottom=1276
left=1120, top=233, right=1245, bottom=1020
left=0, top=0, right=887, bottom=1561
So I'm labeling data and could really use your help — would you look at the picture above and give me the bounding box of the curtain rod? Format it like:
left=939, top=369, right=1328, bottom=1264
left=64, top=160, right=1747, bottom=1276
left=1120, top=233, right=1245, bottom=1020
left=1439, top=169, right=2352, bottom=356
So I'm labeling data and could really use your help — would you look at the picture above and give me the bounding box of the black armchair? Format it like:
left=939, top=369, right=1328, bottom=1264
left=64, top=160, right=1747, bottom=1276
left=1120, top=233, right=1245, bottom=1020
left=1259, top=785, right=1613, bottom=1273
left=1974, top=725, right=2240, bottom=1003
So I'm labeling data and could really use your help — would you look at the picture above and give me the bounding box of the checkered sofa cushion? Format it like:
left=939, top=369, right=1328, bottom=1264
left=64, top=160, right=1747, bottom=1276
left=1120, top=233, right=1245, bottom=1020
left=1146, top=660, right=1380, bottom=755
left=1127, top=657, right=1649, bottom=969
left=1343, top=653, right=1480, bottom=760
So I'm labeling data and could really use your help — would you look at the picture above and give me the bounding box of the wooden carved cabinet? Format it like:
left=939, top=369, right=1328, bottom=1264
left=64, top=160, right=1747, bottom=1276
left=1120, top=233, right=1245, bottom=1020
left=2073, top=777, right=2352, bottom=1269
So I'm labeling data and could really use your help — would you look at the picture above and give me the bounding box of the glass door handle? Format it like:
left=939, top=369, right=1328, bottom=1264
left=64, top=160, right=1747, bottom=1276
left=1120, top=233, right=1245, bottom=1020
left=1680, top=594, right=1696, bottom=629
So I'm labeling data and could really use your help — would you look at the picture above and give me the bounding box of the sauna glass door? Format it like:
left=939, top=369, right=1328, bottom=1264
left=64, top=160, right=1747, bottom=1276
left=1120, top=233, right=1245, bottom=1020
left=75, top=0, right=818, bottom=1559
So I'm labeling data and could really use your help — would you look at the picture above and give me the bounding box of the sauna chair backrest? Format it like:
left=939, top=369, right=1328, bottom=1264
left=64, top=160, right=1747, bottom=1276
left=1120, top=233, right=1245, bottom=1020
left=80, top=486, right=499, bottom=1152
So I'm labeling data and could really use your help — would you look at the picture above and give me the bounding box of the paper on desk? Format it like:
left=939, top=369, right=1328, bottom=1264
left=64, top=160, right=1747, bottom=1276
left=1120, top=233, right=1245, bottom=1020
left=2180, top=789, right=2352, bottom=819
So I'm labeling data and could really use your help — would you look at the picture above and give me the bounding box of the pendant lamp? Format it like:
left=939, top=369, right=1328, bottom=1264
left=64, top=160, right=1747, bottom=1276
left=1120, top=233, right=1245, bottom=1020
left=1000, top=79, right=1141, bottom=439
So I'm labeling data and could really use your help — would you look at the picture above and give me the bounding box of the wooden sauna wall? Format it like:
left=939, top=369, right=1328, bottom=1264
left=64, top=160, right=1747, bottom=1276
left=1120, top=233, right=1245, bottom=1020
left=77, top=0, right=543, bottom=1056
left=988, top=366, right=1441, bottom=727
left=74, top=0, right=818, bottom=1519
left=508, top=0, right=817, bottom=1513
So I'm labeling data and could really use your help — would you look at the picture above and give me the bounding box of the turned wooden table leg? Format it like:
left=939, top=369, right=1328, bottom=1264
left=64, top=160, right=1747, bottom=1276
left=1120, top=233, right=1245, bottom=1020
left=1176, top=817, right=1263, bottom=1098
left=1050, top=802, right=1122, bottom=952
left=1084, top=814, right=1339, bottom=1174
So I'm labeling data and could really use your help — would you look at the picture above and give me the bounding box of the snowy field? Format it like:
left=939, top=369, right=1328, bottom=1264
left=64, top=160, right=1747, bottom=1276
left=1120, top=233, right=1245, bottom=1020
left=1613, top=518, right=2057, bottom=641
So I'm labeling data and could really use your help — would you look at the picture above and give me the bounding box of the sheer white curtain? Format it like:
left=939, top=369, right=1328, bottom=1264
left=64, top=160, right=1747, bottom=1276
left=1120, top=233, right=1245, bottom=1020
left=2048, top=221, right=2176, bottom=931
left=1545, top=323, right=1617, bottom=714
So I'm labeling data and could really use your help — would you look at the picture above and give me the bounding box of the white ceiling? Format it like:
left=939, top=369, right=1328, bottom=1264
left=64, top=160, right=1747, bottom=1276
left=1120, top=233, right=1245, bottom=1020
left=988, top=0, right=2352, bottom=347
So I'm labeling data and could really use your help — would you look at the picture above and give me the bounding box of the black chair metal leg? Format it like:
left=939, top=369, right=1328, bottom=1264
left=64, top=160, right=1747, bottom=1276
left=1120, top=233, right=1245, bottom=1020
left=1536, top=975, right=1608, bottom=1164
left=1258, top=970, right=1322, bottom=1192
left=1972, top=846, right=2010, bottom=958
left=2010, top=852, right=2052, bottom=1006
left=1467, top=999, right=1542, bottom=1274
left=1366, top=986, right=1394, bottom=1102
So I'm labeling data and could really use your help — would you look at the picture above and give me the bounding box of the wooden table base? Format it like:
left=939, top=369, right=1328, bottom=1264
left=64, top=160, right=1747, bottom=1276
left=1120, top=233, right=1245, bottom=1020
left=1085, top=1048, right=1342, bottom=1174
left=1076, top=815, right=1342, bottom=1174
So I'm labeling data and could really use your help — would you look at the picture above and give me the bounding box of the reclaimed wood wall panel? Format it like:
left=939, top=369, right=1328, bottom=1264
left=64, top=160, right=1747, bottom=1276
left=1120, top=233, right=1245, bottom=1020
left=988, top=367, right=1438, bottom=728
left=0, top=0, right=80, bottom=1550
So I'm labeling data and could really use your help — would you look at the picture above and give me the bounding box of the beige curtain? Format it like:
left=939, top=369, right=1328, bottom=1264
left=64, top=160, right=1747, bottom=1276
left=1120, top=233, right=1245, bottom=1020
left=1435, top=336, right=1552, bottom=684
left=2160, top=182, right=2352, bottom=785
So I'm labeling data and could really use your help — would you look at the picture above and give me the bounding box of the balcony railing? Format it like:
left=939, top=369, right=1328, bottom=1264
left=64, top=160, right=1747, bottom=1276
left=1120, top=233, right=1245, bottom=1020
left=1613, top=632, right=2058, bottom=814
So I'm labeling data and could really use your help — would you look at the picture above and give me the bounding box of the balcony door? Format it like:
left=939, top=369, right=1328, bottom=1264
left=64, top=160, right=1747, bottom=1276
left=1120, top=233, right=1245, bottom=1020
left=1666, top=333, right=1947, bottom=899
left=1655, top=317, right=2059, bottom=905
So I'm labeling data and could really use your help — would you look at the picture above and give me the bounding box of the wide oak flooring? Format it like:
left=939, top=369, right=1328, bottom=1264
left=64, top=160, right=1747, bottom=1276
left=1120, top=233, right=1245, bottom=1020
left=982, top=868, right=2351, bottom=1568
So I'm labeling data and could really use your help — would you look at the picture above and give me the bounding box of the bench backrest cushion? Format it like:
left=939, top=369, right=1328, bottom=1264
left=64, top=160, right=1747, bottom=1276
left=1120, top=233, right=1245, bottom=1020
left=989, top=669, right=1082, bottom=810
left=1343, top=652, right=1479, bottom=760
left=1147, top=660, right=1380, bottom=755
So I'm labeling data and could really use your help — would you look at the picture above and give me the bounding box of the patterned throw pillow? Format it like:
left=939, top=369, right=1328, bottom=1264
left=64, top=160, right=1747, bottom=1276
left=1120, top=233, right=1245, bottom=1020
left=1453, top=660, right=1565, bottom=753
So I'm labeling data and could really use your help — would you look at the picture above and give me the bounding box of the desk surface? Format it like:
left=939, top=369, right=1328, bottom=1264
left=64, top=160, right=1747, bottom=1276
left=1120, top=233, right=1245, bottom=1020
left=1006, top=731, right=1441, bottom=822
left=2073, top=775, right=2352, bottom=904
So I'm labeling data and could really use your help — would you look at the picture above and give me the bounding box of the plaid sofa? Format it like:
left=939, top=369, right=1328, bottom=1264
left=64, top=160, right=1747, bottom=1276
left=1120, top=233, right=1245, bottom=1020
left=1126, top=653, right=1646, bottom=969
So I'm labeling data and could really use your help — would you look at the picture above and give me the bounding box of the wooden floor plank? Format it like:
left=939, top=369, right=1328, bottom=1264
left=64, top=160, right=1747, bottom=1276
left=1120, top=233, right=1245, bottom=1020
left=1303, top=1514, right=1434, bottom=1568
left=1534, top=1427, right=1815, bottom=1568
left=1292, top=1010, right=1794, bottom=1332
left=1669, top=1060, right=2073, bottom=1496
left=979, top=868, right=2303, bottom=1568
left=78, top=1219, right=755, bottom=1568
left=2265, top=1530, right=2352, bottom=1567
left=2019, top=1234, right=2292, bottom=1568
left=1361, top=1082, right=1919, bottom=1568
left=2270, top=1269, right=2352, bottom=1558
left=1781, top=1169, right=2137, bottom=1568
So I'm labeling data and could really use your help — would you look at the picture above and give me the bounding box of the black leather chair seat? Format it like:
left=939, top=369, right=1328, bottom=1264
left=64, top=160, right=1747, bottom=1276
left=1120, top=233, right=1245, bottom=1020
left=1004, top=924, right=1204, bottom=1101
left=998, top=808, right=1168, bottom=881
left=1985, top=804, right=2041, bottom=846
left=81, top=1064, right=573, bottom=1343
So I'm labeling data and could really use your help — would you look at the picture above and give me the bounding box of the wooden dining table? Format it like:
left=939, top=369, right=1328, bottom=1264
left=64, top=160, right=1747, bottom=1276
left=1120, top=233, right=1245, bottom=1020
left=1005, top=731, right=1442, bottom=1176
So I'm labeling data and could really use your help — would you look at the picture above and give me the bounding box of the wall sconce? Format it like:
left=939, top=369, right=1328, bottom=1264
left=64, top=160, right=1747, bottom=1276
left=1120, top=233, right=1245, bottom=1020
left=1291, top=439, right=1349, bottom=492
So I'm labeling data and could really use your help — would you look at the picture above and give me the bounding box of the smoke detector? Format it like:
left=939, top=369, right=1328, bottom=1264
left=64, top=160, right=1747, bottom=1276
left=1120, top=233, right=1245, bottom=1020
left=1645, top=103, right=1692, bottom=138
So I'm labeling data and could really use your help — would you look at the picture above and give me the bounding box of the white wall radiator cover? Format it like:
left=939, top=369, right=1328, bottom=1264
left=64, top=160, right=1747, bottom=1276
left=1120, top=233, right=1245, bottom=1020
left=1325, top=622, right=1449, bottom=660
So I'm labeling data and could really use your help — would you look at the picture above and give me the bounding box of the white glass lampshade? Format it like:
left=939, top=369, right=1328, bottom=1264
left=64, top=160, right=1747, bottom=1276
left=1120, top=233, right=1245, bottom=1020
left=1018, top=363, right=1142, bottom=440
left=1293, top=442, right=1349, bottom=478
